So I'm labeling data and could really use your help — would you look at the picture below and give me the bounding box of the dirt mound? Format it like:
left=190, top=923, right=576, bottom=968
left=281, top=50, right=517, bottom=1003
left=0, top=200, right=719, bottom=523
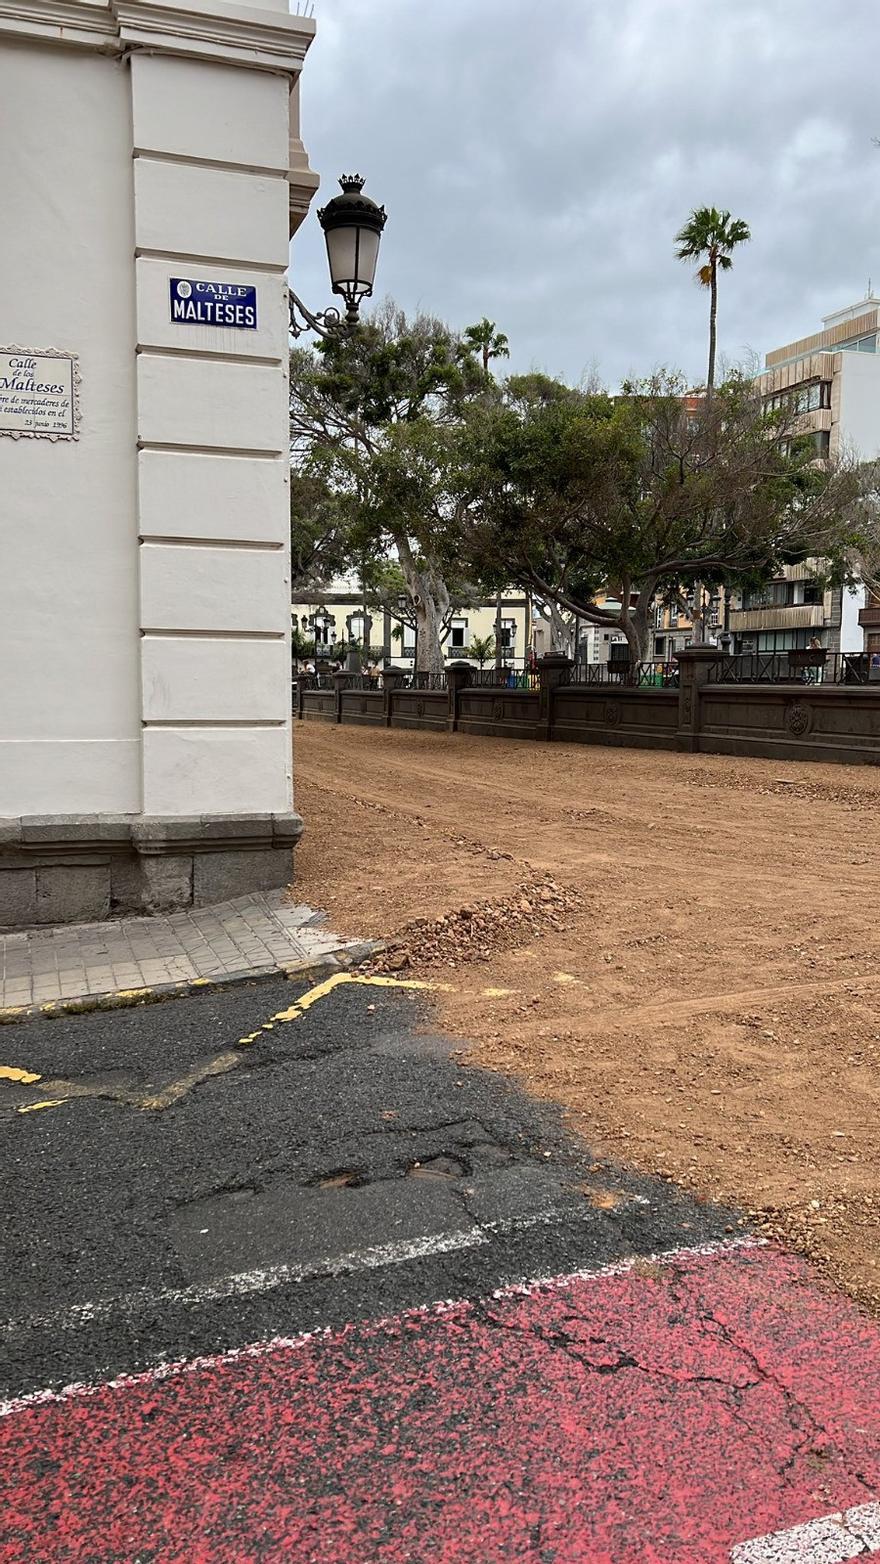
left=371, top=876, right=582, bottom=973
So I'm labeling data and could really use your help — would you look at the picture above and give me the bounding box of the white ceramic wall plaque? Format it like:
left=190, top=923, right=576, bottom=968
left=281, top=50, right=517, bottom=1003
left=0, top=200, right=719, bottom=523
left=0, top=347, right=80, bottom=440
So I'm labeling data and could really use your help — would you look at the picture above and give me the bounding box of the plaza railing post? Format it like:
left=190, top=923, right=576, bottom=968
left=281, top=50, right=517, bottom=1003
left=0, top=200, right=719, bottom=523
left=332, top=670, right=351, bottom=725
left=446, top=661, right=472, bottom=732
left=674, top=647, right=718, bottom=752
left=538, top=654, right=573, bottom=742
left=381, top=665, right=407, bottom=727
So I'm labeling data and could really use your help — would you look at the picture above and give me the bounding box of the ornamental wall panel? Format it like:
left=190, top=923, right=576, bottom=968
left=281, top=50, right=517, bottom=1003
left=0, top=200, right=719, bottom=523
left=139, top=543, right=287, bottom=634
left=142, top=728, right=291, bottom=814
left=136, top=355, right=287, bottom=452
left=142, top=638, right=288, bottom=722
left=133, top=157, right=288, bottom=266
left=137, top=449, right=288, bottom=543
left=130, top=53, right=290, bottom=170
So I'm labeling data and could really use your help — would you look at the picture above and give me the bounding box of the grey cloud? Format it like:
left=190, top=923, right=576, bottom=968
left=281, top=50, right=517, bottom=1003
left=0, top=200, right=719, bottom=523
left=291, top=0, right=880, bottom=388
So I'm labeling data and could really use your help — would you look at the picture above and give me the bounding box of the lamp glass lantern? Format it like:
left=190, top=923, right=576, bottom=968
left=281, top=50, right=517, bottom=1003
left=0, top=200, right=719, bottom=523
left=318, top=174, right=388, bottom=322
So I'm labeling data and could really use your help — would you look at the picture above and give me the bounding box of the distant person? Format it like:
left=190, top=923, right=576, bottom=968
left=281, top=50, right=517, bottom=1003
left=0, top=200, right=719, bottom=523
left=304, top=659, right=316, bottom=674
left=805, top=637, right=823, bottom=683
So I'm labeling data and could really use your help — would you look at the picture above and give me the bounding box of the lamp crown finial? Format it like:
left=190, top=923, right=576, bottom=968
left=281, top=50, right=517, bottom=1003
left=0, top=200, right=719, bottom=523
left=339, top=173, right=365, bottom=193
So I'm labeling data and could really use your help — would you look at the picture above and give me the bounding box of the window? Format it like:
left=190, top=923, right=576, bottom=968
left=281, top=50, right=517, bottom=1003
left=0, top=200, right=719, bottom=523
left=839, top=334, right=878, bottom=354
left=768, top=380, right=832, bottom=415
left=449, top=618, right=468, bottom=648
left=802, top=581, right=822, bottom=605
left=309, top=612, right=335, bottom=646
left=812, top=430, right=830, bottom=459
left=500, top=618, right=516, bottom=651
left=655, top=636, right=666, bottom=657
left=750, top=629, right=824, bottom=652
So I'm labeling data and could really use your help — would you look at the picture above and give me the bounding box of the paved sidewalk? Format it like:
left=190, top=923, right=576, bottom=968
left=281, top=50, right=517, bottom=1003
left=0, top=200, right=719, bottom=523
left=0, top=891, right=376, bottom=1018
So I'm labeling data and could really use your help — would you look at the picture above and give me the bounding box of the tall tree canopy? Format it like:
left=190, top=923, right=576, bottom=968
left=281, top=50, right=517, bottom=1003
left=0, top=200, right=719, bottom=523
left=289, top=303, right=494, bottom=675
left=456, top=371, right=873, bottom=660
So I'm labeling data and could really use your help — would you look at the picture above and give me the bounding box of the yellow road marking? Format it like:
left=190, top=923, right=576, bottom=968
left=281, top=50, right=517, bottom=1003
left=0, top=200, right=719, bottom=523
left=483, top=987, right=514, bottom=998
left=139, top=1050, right=241, bottom=1112
left=236, top=972, right=437, bottom=1044
left=0, top=1066, right=42, bottom=1085
left=5, top=972, right=441, bottom=1118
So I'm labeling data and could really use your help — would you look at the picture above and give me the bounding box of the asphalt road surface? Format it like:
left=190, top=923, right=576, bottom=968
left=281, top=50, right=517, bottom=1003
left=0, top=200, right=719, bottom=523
left=2, top=976, right=880, bottom=1562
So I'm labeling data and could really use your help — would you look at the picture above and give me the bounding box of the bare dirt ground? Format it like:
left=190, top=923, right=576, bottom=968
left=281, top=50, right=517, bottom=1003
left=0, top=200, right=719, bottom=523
left=294, top=722, right=880, bottom=1311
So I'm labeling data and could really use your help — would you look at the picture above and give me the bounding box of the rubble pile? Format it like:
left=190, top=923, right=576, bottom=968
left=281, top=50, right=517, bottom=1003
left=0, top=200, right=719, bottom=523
left=372, top=877, right=582, bottom=973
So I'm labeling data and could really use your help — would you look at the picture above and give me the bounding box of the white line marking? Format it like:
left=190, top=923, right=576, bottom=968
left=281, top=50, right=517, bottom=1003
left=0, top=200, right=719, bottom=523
left=0, top=1196, right=646, bottom=1337
left=732, top=1501, right=880, bottom=1561
left=0, top=1235, right=761, bottom=1419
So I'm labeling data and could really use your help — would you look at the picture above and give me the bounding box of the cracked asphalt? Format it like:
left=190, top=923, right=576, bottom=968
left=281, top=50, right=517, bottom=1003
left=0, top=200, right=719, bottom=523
left=3, top=978, right=880, bottom=1561
left=0, top=976, right=731, bottom=1400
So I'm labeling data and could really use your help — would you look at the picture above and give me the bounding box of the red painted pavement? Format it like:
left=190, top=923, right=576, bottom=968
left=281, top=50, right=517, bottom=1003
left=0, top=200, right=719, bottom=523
left=2, top=1243, right=880, bottom=1563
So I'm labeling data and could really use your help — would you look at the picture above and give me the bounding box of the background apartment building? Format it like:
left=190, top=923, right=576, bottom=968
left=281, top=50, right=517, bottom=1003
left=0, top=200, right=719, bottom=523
left=653, top=588, right=725, bottom=659
left=733, top=294, right=880, bottom=655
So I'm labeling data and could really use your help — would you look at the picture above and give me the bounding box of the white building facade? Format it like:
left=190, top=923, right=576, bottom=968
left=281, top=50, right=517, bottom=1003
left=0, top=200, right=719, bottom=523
left=292, top=581, right=532, bottom=668
left=0, top=0, right=317, bottom=923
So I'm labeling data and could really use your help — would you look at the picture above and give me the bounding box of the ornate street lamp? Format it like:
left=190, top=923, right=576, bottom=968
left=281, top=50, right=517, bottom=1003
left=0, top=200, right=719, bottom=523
left=289, top=174, right=387, bottom=338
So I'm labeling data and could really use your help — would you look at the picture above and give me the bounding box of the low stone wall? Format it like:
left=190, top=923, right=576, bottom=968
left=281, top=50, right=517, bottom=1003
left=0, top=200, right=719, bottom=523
left=456, top=687, right=540, bottom=741
left=294, top=658, right=880, bottom=769
left=552, top=686, right=678, bottom=750
left=696, top=684, right=880, bottom=766
left=299, top=689, right=336, bottom=723
left=388, top=689, right=448, bottom=732
left=339, top=689, right=385, bottom=727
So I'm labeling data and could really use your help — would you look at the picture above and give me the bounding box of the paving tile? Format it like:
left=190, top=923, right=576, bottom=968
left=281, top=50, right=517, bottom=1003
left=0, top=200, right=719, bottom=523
left=0, top=894, right=366, bottom=1010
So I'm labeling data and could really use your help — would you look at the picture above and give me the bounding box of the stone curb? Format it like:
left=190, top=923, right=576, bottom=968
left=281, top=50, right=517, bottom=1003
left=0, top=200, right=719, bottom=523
left=0, top=939, right=384, bottom=1026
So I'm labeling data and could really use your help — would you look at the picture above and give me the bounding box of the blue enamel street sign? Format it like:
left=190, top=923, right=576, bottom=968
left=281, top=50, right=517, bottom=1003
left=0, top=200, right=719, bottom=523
left=169, top=278, right=257, bottom=329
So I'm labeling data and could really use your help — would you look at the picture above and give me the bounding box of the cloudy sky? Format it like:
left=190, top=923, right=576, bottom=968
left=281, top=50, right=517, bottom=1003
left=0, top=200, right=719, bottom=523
left=290, top=0, right=880, bottom=390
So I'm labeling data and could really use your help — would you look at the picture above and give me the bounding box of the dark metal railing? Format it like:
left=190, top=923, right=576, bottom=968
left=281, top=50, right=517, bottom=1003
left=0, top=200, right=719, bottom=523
left=293, top=672, right=335, bottom=690
left=568, top=661, right=680, bottom=688
left=344, top=674, right=382, bottom=690
left=404, top=671, right=448, bottom=691
left=468, top=668, right=540, bottom=690
left=707, top=653, right=871, bottom=686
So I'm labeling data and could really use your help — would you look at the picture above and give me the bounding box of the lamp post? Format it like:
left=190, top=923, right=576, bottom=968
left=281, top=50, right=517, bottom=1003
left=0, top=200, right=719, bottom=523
left=289, top=174, right=387, bottom=339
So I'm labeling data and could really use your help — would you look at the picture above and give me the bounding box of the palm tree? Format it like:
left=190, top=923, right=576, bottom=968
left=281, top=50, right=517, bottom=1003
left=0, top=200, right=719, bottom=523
left=464, top=322, right=511, bottom=666
left=463, top=318, right=510, bottom=376
left=675, top=208, right=750, bottom=391
left=465, top=633, right=496, bottom=669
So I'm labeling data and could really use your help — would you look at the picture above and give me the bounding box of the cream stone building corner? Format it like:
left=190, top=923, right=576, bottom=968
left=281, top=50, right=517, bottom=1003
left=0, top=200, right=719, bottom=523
left=0, top=0, right=318, bottom=925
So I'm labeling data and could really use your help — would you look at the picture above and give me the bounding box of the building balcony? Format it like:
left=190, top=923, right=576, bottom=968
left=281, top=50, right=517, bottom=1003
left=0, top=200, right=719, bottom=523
left=791, top=408, right=833, bottom=436
left=728, top=605, right=826, bottom=633
left=858, top=604, right=880, bottom=631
